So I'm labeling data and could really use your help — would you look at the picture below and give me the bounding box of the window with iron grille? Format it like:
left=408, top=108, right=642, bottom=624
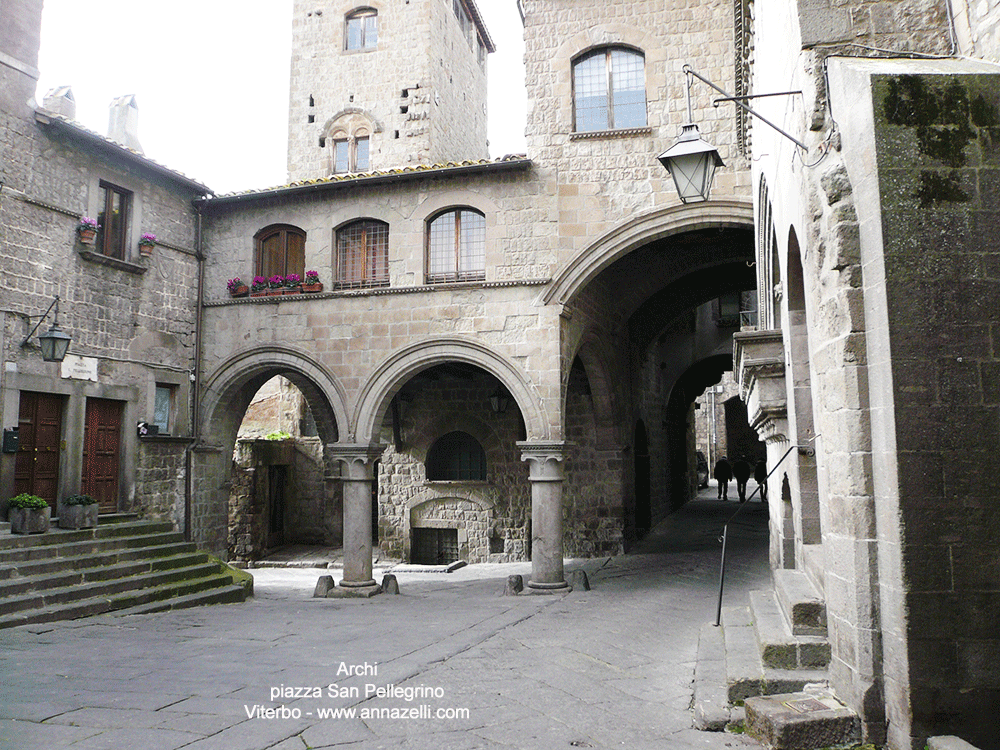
left=426, top=209, right=485, bottom=283
left=411, top=527, right=459, bottom=565
left=96, top=181, right=131, bottom=260
left=572, top=47, right=647, bottom=132
left=255, top=225, right=305, bottom=280
left=345, top=8, right=377, bottom=50
left=426, top=431, right=486, bottom=481
left=335, top=220, right=389, bottom=288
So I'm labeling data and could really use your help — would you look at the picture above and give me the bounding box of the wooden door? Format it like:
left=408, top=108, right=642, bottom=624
left=13, top=392, right=64, bottom=507
left=82, top=398, right=123, bottom=514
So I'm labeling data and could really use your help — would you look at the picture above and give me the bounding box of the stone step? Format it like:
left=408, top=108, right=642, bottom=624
left=773, top=568, right=827, bottom=636
left=0, top=538, right=196, bottom=577
left=0, top=561, right=223, bottom=617
left=745, top=690, right=861, bottom=749
left=692, top=622, right=743, bottom=731
left=112, top=584, right=248, bottom=617
left=0, top=551, right=210, bottom=599
left=722, top=606, right=828, bottom=704
left=0, top=521, right=177, bottom=558
left=750, top=589, right=831, bottom=670
left=0, top=573, right=242, bottom=629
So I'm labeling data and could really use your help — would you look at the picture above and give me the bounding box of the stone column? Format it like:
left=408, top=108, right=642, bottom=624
left=329, top=443, right=384, bottom=595
left=518, top=441, right=568, bottom=591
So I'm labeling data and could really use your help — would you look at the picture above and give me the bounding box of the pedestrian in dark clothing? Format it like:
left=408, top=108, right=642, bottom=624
left=733, top=458, right=752, bottom=502
left=754, top=459, right=768, bottom=502
left=713, top=458, right=732, bottom=500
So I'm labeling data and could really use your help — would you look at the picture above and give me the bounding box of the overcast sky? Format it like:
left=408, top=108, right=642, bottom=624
left=35, top=1, right=527, bottom=194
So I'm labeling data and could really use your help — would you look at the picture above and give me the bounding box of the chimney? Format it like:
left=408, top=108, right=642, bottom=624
left=107, top=94, right=143, bottom=153
left=42, top=86, right=76, bottom=119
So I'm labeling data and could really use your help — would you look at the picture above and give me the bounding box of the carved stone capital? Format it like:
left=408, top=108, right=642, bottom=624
left=517, top=440, right=569, bottom=481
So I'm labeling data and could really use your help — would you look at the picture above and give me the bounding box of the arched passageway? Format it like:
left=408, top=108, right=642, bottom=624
left=559, top=209, right=756, bottom=546
left=192, top=348, right=348, bottom=556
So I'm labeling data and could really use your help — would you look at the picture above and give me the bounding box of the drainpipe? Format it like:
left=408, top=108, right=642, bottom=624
left=184, top=204, right=205, bottom=542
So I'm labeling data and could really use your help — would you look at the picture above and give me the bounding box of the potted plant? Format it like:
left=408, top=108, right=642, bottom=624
left=284, top=273, right=302, bottom=294
left=267, top=275, right=285, bottom=296
left=76, top=217, right=100, bottom=245
left=138, top=232, right=157, bottom=256
left=228, top=277, right=249, bottom=297
left=250, top=276, right=268, bottom=297
left=8, top=493, right=51, bottom=534
left=60, top=494, right=98, bottom=529
left=302, top=270, right=324, bottom=293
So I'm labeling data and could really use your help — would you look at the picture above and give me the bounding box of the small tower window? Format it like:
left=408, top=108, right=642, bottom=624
left=346, top=8, right=377, bottom=50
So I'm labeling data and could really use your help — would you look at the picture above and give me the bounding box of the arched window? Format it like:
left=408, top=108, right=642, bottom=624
left=335, top=219, right=389, bottom=288
left=426, top=431, right=487, bottom=481
left=345, top=8, right=377, bottom=50
left=572, top=47, right=646, bottom=132
left=255, top=225, right=305, bottom=280
left=426, top=208, right=485, bottom=283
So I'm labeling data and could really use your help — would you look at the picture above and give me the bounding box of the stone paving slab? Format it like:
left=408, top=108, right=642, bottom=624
left=0, top=494, right=769, bottom=750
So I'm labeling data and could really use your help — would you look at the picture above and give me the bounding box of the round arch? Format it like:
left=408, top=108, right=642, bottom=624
left=201, top=345, right=350, bottom=445
left=353, top=337, right=548, bottom=443
left=543, top=199, right=754, bottom=307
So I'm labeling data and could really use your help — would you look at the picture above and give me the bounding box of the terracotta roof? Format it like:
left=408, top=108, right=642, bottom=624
left=33, top=108, right=213, bottom=195
left=196, top=155, right=531, bottom=208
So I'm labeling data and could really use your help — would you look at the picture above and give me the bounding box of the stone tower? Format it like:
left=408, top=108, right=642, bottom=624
left=286, top=0, right=494, bottom=182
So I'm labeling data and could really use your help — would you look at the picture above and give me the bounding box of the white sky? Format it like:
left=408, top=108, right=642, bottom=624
left=35, top=1, right=528, bottom=194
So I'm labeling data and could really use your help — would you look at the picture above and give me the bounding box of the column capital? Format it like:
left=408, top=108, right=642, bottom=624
left=327, top=443, right=385, bottom=466
left=517, top=441, right=569, bottom=481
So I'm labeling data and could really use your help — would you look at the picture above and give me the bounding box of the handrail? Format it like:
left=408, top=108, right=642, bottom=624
left=714, top=437, right=817, bottom=626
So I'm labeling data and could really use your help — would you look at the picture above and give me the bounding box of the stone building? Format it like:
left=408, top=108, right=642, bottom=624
left=3, top=0, right=1000, bottom=748
left=0, top=0, right=209, bottom=528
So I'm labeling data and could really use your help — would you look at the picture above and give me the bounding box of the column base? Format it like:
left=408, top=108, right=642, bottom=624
left=328, top=582, right=382, bottom=599
left=527, top=580, right=569, bottom=591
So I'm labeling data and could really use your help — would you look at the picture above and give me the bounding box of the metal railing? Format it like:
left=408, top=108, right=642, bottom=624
left=714, top=437, right=817, bottom=626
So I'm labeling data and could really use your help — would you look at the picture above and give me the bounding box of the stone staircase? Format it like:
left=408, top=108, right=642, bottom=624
left=0, top=515, right=251, bottom=629
left=693, top=567, right=832, bottom=730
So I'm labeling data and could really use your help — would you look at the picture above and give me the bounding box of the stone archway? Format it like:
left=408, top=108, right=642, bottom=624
left=191, top=346, right=349, bottom=556
left=352, top=337, right=548, bottom=444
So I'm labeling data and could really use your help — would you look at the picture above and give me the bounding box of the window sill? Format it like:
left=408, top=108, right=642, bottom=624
left=78, top=250, right=148, bottom=275
left=423, top=480, right=490, bottom=488
left=570, top=126, right=652, bottom=141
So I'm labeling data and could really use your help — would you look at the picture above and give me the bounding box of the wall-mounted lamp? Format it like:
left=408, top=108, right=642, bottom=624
left=658, top=65, right=805, bottom=203
left=489, top=386, right=511, bottom=415
left=20, top=295, right=72, bottom=362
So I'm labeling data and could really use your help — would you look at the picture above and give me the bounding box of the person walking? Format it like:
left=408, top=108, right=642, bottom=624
left=754, top=458, right=768, bottom=502
left=713, top=457, right=732, bottom=500
left=733, top=457, right=752, bottom=503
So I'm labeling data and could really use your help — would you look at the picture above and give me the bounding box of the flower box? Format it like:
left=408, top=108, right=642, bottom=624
left=229, top=285, right=249, bottom=297
left=78, top=228, right=97, bottom=245
left=9, top=506, right=51, bottom=534
left=302, top=283, right=324, bottom=293
left=283, top=286, right=302, bottom=295
left=266, top=289, right=284, bottom=297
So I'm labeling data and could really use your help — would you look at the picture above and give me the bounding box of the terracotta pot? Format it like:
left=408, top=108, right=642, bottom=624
left=250, top=290, right=267, bottom=297
left=139, top=243, right=154, bottom=257
left=78, top=228, right=97, bottom=245
left=302, top=283, right=324, bottom=293
left=9, top=506, right=50, bottom=534
left=229, top=285, right=249, bottom=297
left=266, top=289, right=283, bottom=296
left=284, top=286, right=302, bottom=295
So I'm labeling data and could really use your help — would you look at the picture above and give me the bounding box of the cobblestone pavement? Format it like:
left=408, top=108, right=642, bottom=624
left=0, top=488, right=769, bottom=750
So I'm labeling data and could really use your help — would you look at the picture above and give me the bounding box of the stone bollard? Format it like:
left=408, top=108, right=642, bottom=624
left=569, top=569, right=591, bottom=591
left=381, top=574, right=399, bottom=595
left=504, top=574, right=524, bottom=596
left=314, top=575, right=335, bottom=598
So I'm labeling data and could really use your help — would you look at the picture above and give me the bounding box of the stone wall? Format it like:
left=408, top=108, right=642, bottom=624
left=865, top=67, right=1000, bottom=750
